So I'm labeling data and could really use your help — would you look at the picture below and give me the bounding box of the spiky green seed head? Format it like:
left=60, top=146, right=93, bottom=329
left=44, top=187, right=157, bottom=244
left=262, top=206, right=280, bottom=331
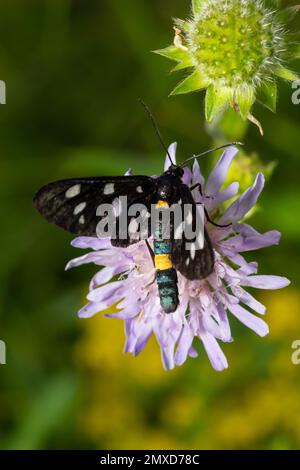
left=155, top=0, right=300, bottom=133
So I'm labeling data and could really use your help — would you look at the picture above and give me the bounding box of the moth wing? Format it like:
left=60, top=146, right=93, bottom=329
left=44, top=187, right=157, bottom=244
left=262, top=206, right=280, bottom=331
left=171, top=184, right=215, bottom=280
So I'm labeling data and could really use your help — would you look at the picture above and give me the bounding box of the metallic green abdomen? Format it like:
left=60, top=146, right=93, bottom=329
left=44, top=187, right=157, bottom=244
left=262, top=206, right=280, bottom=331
left=154, top=200, right=179, bottom=313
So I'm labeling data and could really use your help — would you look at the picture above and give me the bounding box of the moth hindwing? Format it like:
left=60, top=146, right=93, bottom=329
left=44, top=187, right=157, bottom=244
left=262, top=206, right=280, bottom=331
left=171, top=184, right=215, bottom=280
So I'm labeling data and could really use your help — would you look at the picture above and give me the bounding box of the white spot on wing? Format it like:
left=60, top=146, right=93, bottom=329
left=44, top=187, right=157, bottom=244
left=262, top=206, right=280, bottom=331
left=73, top=202, right=86, bottom=215
left=103, top=183, right=115, bottom=195
left=136, top=186, right=143, bottom=193
left=66, top=184, right=81, bottom=198
left=112, top=198, right=122, bottom=217
left=79, top=215, right=85, bottom=224
left=174, top=221, right=184, bottom=239
left=128, top=218, right=139, bottom=241
left=129, top=218, right=139, bottom=233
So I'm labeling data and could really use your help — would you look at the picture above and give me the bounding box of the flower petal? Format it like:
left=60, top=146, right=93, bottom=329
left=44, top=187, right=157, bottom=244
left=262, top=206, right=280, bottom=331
left=222, top=228, right=281, bottom=254
left=65, top=252, right=104, bottom=270
left=89, top=266, right=123, bottom=290
left=205, top=146, right=238, bottom=195
left=216, top=302, right=232, bottom=342
left=164, top=142, right=177, bottom=170
left=228, top=303, right=269, bottom=337
left=232, top=287, right=266, bottom=315
left=188, top=346, right=198, bottom=358
left=199, top=331, right=228, bottom=371
left=174, top=323, right=193, bottom=366
left=105, top=303, right=141, bottom=320
left=87, top=281, right=125, bottom=303
left=134, top=324, right=153, bottom=356
left=161, top=345, right=175, bottom=370
left=154, top=314, right=182, bottom=349
left=124, top=316, right=154, bottom=356
left=224, top=253, right=258, bottom=275
left=78, top=302, right=103, bottom=318
left=124, top=319, right=135, bottom=353
left=192, top=158, right=205, bottom=187
left=234, top=224, right=281, bottom=251
left=207, top=182, right=239, bottom=210
left=182, top=166, right=193, bottom=186
left=240, top=275, right=291, bottom=290
left=219, top=173, right=265, bottom=224
left=71, top=237, right=111, bottom=251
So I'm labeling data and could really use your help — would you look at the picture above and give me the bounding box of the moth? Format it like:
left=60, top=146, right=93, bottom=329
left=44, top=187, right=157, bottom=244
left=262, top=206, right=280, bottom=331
left=34, top=145, right=237, bottom=314
left=34, top=104, right=237, bottom=313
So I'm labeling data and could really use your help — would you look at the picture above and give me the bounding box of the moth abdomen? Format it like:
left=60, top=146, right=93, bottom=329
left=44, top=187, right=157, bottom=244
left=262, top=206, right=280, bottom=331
left=156, top=268, right=179, bottom=314
left=154, top=199, right=179, bottom=313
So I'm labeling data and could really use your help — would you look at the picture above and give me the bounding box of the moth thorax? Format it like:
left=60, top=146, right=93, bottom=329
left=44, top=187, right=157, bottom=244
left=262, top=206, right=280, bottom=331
left=157, top=181, right=173, bottom=201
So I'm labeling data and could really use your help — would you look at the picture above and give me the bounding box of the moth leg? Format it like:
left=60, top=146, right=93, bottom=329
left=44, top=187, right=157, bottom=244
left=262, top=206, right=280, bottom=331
left=190, top=183, right=213, bottom=200
left=144, top=240, right=157, bottom=289
left=204, top=206, right=231, bottom=228
left=190, top=183, right=203, bottom=196
left=145, top=239, right=155, bottom=266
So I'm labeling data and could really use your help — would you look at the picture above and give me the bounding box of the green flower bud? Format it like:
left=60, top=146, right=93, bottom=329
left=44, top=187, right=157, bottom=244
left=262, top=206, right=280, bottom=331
left=155, top=0, right=300, bottom=133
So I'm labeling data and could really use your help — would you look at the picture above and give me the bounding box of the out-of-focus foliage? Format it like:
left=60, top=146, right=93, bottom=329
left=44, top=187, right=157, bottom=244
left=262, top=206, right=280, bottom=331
left=0, top=0, right=299, bottom=450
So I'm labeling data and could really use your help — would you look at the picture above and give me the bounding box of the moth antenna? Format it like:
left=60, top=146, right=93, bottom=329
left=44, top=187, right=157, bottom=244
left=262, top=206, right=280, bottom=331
left=180, top=142, right=244, bottom=168
left=139, top=99, right=173, bottom=166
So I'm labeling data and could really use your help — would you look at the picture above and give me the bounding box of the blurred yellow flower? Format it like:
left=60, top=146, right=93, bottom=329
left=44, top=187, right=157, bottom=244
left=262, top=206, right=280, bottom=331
left=75, top=289, right=300, bottom=450
left=262, top=288, right=300, bottom=339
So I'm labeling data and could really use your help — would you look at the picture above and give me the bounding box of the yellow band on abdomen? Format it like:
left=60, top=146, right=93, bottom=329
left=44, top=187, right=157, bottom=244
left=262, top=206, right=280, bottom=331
left=154, top=254, right=172, bottom=271
left=156, top=200, right=169, bottom=209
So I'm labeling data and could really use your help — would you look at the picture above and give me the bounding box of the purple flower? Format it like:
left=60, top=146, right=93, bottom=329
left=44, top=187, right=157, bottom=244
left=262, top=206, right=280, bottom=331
left=66, top=144, right=290, bottom=371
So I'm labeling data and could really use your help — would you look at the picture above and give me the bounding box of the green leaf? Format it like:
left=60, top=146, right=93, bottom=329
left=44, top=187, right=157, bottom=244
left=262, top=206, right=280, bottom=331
left=285, top=41, right=300, bottom=61
left=170, top=70, right=209, bottom=95
left=205, top=85, right=231, bottom=122
left=192, top=0, right=205, bottom=16
left=273, top=65, right=299, bottom=81
left=172, top=56, right=194, bottom=71
left=153, top=45, right=189, bottom=63
left=257, top=80, right=277, bottom=112
left=265, top=0, right=281, bottom=9
left=289, top=43, right=300, bottom=59
left=235, top=85, right=255, bottom=119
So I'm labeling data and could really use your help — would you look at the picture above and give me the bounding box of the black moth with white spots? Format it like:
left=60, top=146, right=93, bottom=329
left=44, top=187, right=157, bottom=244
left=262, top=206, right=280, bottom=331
left=33, top=165, right=215, bottom=281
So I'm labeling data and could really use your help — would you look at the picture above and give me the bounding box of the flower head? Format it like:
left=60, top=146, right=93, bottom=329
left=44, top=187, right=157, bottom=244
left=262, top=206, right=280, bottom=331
left=155, top=0, right=300, bottom=132
left=66, top=143, right=289, bottom=371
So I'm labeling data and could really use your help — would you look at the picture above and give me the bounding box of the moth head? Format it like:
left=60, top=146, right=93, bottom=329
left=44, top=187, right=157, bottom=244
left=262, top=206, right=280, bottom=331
left=166, top=164, right=184, bottom=179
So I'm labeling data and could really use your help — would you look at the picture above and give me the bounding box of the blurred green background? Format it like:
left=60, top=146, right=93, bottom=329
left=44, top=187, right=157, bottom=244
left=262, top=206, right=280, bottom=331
left=0, top=0, right=300, bottom=450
